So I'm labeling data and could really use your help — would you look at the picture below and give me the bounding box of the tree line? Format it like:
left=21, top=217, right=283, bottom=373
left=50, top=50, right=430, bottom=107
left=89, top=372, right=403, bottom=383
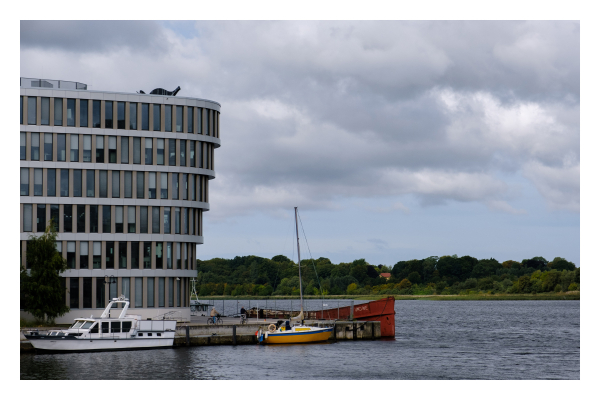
left=195, top=254, right=580, bottom=296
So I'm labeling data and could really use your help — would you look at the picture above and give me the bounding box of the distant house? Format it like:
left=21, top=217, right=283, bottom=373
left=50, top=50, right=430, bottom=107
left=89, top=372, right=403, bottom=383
left=380, top=273, right=391, bottom=280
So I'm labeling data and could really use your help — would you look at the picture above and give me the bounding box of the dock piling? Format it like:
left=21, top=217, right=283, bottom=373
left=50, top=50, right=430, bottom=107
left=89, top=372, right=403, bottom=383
left=233, top=325, right=237, bottom=345
left=185, top=326, right=190, bottom=346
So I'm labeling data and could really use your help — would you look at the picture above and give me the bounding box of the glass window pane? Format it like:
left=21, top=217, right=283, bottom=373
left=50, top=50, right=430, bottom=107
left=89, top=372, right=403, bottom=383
left=158, top=278, right=165, bottom=307
left=54, top=98, right=63, bottom=126
left=182, top=174, right=188, bottom=200
left=135, top=277, right=143, bottom=306
left=23, top=204, right=32, bottom=232
left=187, top=106, right=193, bottom=133
left=99, top=170, right=107, bottom=197
left=105, top=101, right=113, bottom=128
left=41, top=97, right=50, bottom=125
left=197, top=108, right=202, bottom=134
left=89, top=206, right=98, bottom=233
left=172, top=173, right=179, bottom=200
left=93, top=241, right=102, bottom=269
left=190, top=174, right=195, bottom=201
left=133, top=137, right=141, bottom=164
left=50, top=204, right=59, bottom=231
left=136, top=171, right=145, bottom=199
left=140, top=206, right=148, bottom=233
left=47, top=169, right=56, bottom=197
left=161, top=173, right=168, bottom=199
left=129, top=103, right=137, bottom=129
left=80, top=99, right=88, bottom=127
left=67, top=99, right=75, bottom=126
left=27, top=96, right=36, bottom=125
left=112, top=171, right=120, bottom=198
left=117, top=102, right=125, bottom=129
left=106, top=241, right=114, bottom=269
left=20, top=132, right=26, bottom=160
left=83, top=135, right=91, bottom=162
left=128, top=206, right=136, bottom=233
left=164, top=207, right=171, bottom=234
left=121, top=137, right=129, bottom=164
left=149, top=172, right=157, bottom=199
left=115, top=206, right=123, bottom=233
left=190, top=141, right=195, bottom=167
left=31, top=133, right=39, bottom=161
left=174, top=207, right=180, bottom=234
left=152, top=207, right=160, bottom=234
left=83, top=277, right=92, bottom=307
left=64, top=204, right=72, bottom=232
left=145, top=138, right=153, bottom=165
left=44, top=133, right=53, bottom=161
left=124, top=171, right=132, bottom=198
left=144, top=242, right=152, bottom=269
left=70, top=134, right=79, bottom=162
left=132, top=243, right=140, bottom=270
left=77, top=204, right=85, bottom=233
left=73, top=169, right=82, bottom=197
left=108, top=136, right=117, bottom=163
left=184, top=208, right=188, bottom=234
left=153, top=104, right=161, bottom=131
left=147, top=277, right=154, bottom=306
left=165, top=105, right=172, bottom=132
left=155, top=242, right=163, bottom=269
left=119, top=242, right=127, bottom=269
left=169, top=277, right=174, bottom=306
left=34, top=169, right=42, bottom=196
left=166, top=242, right=172, bottom=269
left=180, top=141, right=186, bottom=166
left=157, top=139, right=164, bottom=165
left=57, top=134, right=66, bottom=161
left=86, top=170, right=95, bottom=197
left=93, top=100, right=101, bottom=128
left=60, top=169, right=69, bottom=197
left=141, top=103, right=149, bottom=130
left=103, top=205, right=111, bottom=233
left=70, top=277, right=79, bottom=307
left=176, top=106, right=183, bottom=132
left=169, top=139, right=176, bottom=166
left=96, top=135, right=104, bottom=163
left=37, top=204, right=46, bottom=232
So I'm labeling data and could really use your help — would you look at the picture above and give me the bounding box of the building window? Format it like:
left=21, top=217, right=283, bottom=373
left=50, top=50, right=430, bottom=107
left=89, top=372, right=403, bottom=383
left=130, top=102, right=137, bottom=130
left=106, top=241, right=114, bottom=269
left=20, top=132, right=26, bottom=160
left=165, top=105, right=172, bottom=132
left=57, top=134, right=66, bottom=161
left=31, top=133, right=40, bottom=161
left=140, top=206, right=148, bottom=233
left=73, top=169, right=82, bottom=197
left=96, top=136, right=104, bottom=163
left=145, top=138, right=153, bottom=165
left=50, top=204, right=59, bottom=231
left=124, top=171, right=132, bottom=198
left=166, top=242, right=173, bottom=269
left=141, top=103, right=149, bottom=130
left=21, top=168, right=29, bottom=196
left=168, top=277, right=174, bottom=306
left=158, top=277, right=165, bottom=307
left=117, top=101, right=125, bottom=129
left=80, top=242, right=89, bottom=269
left=60, top=169, right=69, bottom=197
left=99, top=170, right=107, bottom=198
left=161, top=172, right=168, bottom=199
left=89, top=205, right=98, bottom=233
left=83, top=277, right=92, bottom=308
left=23, top=204, right=32, bottom=232
left=41, top=97, right=50, bottom=125
left=176, top=243, right=181, bottom=269
left=144, top=242, right=152, bottom=269
left=155, top=242, right=163, bottom=269
left=28, top=96, right=37, bottom=125
left=93, top=100, right=101, bottom=128
left=172, top=173, right=179, bottom=200
left=37, top=204, right=46, bottom=232
left=70, top=277, right=79, bottom=308
left=147, top=277, right=154, bottom=306
left=86, top=170, right=95, bottom=197
left=197, top=108, right=203, bottom=134
left=168, top=139, right=176, bottom=166
left=190, top=175, right=195, bottom=201
left=70, top=134, right=79, bottom=162
left=44, top=133, right=53, bottom=161
left=93, top=241, right=101, bottom=269
left=67, top=242, right=76, bottom=269
left=180, top=141, right=186, bottom=167
left=164, top=207, right=171, bottom=234
left=121, top=137, right=129, bottom=164
left=105, top=101, right=113, bottom=128
left=108, top=136, right=117, bottom=163
left=80, top=99, right=88, bottom=127
left=135, top=277, right=142, bottom=306
left=136, top=171, right=145, bottom=199
left=190, top=141, right=195, bottom=167
left=77, top=204, right=85, bottom=233
left=102, top=205, right=111, bottom=233
left=187, top=106, right=194, bottom=133
left=157, top=139, right=164, bottom=165
left=54, top=98, right=63, bottom=126
left=82, top=135, right=91, bottom=162
left=182, top=174, right=188, bottom=201
left=115, top=206, right=123, bottom=233
left=128, top=206, right=136, bottom=233
left=34, top=168, right=43, bottom=196
left=174, top=207, right=180, bottom=234
left=119, top=242, right=127, bottom=269
left=153, top=104, right=161, bottom=131
left=132, top=243, right=140, bottom=270
left=67, top=99, right=75, bottom=126
left=47, top=169, right=56, bottom=197
left=199, top=142, right=204, bottom=168
left=183, top=208, right=188, bottom=234
left=176, top=106, right=183, bottom=132
left=152, top=207, right=160, bottom=234
left=133, top=137, right=141, bottom=164
left=20, top=96, right=23, bottom=124
left=96, top=275, right=105, bottom=306
left=148, top=172, right=157, bottom=199
left=64, top=204, right=72, bottom=232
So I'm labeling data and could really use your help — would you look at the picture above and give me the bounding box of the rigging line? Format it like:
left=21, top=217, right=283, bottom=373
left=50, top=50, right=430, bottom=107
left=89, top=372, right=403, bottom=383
left=297, top=210, right=324, bottom=301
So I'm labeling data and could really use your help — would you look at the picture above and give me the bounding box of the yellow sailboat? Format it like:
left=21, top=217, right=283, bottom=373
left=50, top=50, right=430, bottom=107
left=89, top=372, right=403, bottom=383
left=257, top=207, right=334, bottom=345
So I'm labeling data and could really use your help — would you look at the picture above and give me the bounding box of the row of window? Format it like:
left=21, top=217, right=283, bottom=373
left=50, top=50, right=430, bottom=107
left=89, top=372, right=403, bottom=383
left=65, top=276, right=187, bottom=309
left=22, top=204, right=202, bottom=236
left=20, top=132, right=214, bottom=169
left=20, top=96, right=219, bottom=137
left=20, top=168, right=208, bottom=202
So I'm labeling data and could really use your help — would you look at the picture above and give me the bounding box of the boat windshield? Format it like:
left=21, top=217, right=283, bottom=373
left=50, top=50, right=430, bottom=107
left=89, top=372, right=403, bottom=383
left=71, top=321, right=84, bottom=329
left=81, top=321, right=93, bottom=329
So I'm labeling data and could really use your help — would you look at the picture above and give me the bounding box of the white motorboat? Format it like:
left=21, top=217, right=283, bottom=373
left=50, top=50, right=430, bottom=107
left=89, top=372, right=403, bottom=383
left=24, top=295, right=177, bottom=352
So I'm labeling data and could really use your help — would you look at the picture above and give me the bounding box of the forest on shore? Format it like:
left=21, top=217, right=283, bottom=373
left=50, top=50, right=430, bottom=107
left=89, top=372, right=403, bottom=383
left=195, top=254, right=580, bottom=297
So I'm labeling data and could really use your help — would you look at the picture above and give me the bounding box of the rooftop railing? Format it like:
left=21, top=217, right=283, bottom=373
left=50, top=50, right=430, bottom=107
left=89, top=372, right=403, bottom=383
left=20, top=77, right=87, bottom=90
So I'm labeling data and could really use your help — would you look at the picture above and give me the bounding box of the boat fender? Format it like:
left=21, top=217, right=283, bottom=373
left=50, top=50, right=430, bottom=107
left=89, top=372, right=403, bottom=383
left=268, top=324, right=276, bottom=333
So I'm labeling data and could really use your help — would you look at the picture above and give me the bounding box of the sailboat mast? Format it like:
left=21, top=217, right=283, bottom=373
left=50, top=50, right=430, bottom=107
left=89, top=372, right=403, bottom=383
left=295, top=207, right=304, bottom=314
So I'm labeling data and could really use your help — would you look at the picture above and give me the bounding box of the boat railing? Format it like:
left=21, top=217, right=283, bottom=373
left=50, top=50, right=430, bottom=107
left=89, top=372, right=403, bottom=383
left=152, top=310, right=184, bottom=322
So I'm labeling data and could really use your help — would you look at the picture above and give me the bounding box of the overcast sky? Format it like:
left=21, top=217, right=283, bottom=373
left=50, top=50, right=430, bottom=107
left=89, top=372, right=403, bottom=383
left=20, top=20, right=580, bottom=266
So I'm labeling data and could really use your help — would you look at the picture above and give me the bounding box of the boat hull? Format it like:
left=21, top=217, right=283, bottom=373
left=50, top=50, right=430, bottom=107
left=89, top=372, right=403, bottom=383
left=24, top=336, right=174, bottom=352
left=260, top=328, right=333, bottom=345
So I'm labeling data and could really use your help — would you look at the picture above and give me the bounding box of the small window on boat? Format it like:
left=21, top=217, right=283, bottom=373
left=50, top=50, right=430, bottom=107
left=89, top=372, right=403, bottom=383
left=138, top=333, right=143, bottom=337
left=111, top=321, right=121, bottom=333
left=72, top=321, right=84, bottom=329
left=82, top=321, right=93, bottom=329
left=50, top=332, right=58, bottom=336
left=157, top=333, right=161, bottom=337
left=101, top=322, right=109, bottom=333
left=148, top=333, right=152, bottom=336
left=90, top=323, right=98, bottom=334
left=122, top=321, right=132, bottom=332
left=57, top=332, right=65, bottom=337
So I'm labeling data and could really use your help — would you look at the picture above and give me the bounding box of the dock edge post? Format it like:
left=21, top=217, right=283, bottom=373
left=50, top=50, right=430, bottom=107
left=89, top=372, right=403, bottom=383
left=233, top=325, right=237, bottom=346
left=185, top=325, right=190, bottom=346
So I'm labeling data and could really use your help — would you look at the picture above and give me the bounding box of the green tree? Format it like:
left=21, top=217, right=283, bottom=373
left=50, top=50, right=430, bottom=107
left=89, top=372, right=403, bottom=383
left=407, top=272, right=422, bottom=284
left=20, top=225, right=69, bottom=324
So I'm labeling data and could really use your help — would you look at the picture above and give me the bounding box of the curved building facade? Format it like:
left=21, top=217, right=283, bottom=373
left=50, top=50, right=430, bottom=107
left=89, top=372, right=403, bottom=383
left=19, top=78, right=220, bottom=323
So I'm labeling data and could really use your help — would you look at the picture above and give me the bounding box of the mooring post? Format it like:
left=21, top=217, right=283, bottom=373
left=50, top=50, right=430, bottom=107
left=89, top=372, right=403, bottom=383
left=353, top=322, right=357, bottom=340
left=185, top=325, right=190, bottom=346
left=233, top=325, right=237, bottom=346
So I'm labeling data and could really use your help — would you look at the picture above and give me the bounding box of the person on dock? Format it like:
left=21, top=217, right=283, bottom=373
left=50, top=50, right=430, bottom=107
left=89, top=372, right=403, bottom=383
left=210, top=307, right=219, bottom=323
left=240, top=306, right=246, bottom=316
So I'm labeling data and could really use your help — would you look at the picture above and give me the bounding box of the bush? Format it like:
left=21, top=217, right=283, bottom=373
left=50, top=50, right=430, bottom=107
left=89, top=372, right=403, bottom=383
left=568, top=283, right=579, bottom=291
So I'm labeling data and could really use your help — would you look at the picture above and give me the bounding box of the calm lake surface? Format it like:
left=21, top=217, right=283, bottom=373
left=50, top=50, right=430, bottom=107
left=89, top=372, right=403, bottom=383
left=20, top=300, right=579, bottom=380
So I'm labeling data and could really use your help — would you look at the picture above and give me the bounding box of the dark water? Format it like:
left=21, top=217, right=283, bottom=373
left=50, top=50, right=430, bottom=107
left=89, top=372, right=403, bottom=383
left=20, top=300, right=579, bottom=380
